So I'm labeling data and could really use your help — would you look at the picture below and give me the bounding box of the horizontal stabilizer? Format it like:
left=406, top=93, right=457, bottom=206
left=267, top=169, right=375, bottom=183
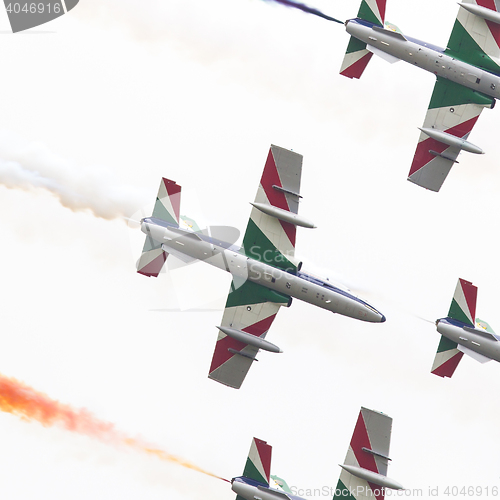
left=270, top=476, right=293, bottom=494
left=136, top=244, right=167, bottom=277
left=340, top=36, right=373, bottom=79
left=137, top=229, right=167, bottom=277
left=458, top=344, right=492, bottom=364
left=431, top=335, right=464, bottom=378
left=476, top=317, right=497, bottom=335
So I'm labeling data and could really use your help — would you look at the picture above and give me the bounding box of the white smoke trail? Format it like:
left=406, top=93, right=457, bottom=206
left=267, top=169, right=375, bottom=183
left=0, top=133, right=147, bottom=220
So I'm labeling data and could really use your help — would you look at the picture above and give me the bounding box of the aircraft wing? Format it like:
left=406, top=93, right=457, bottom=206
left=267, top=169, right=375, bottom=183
left=242, top=145, right=306, bottom=272
left=208, top=279, right=289, bottom=389
left=407, top=78, right=493, bottom=192
left=334, top=408, right=394, bottom=500
left=446, top=1, right=500, bottom=75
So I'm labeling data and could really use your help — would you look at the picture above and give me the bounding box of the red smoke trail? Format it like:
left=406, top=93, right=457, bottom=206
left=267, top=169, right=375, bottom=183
left=263, top=0, right=343, bottom=23
left=0, top=373, right=226, bottom=481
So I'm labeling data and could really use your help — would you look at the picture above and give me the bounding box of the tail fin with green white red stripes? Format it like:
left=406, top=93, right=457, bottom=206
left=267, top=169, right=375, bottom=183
left=447, top=278, right=477, bottom=327
left=431, top=278, right=477, bottom=377
left=136, top=178, right=181, bottom=277
left=241, top=438, right=272, bottom=487
left=340, top=0, right=387, bottom=79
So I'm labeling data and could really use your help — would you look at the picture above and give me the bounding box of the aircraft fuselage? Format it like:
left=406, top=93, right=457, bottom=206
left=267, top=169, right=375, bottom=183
left=141, top=217, right=385, bottom=323
left=232, top=477, right=306, bottom=500
left=437, top=318, right=500, bottom=362
left=346, top=19, right=500, bottom=101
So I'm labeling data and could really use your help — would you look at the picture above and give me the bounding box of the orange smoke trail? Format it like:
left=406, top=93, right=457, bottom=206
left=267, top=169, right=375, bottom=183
left=0, top=373, right=226, bottom=481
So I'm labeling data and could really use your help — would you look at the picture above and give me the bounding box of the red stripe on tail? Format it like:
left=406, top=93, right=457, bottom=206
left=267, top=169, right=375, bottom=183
left=162, top=178, right=181, bottom=222
left=137, top=253, right=167, bottom=277
left=432, top=351, right=464, bottom=378
left=459, top=278, right=477, bottom=325
left=254, top=438, right=272, bottom=483
left=376, top=0, right=386, bottom=24
left=340, top=52, right=373, bottom=79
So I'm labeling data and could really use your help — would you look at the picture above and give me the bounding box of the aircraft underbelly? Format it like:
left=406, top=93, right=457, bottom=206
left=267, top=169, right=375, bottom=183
left=145, top=222, right=383, bottom=322
left=232, top=481, right=305, bottom=500
left=438, top=322, right=500, bottom=362
left=347, top=21, right=500, bottom=100
left=247, top=260, right=381, bottom=321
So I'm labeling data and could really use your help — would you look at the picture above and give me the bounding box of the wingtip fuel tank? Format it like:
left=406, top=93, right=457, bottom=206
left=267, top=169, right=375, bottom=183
left=418, top=128, right=484, bottom=154
left=216, top=326, right=283, bottom=353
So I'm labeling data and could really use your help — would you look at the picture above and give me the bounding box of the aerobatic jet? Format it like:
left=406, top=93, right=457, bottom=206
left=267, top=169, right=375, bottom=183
left=340, top=0, right=500, bottom=192
left=431, top=278, right=500, bottom=378
left=230, top=407, right=403, bottom=500
left=136, top=145, right=385, bottom=389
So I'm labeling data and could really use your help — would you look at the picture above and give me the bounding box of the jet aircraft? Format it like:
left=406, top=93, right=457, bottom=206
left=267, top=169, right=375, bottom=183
left=340, top=0, right=500, bottom=192
left=136, top=145, right=385, bottom=389
left=230, top=407, right=403, bottom=500
left=431, top=278, right=500, bottom=378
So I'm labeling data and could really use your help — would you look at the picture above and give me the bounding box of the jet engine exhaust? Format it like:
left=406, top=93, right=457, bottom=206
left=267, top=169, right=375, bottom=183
left=262, top=0, right=343, bottom=24
left=0, top=372, right=224, bottom=481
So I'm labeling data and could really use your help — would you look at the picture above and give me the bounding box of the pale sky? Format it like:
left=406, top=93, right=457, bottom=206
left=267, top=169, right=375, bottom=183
left=1, top=1, right=500, bottom=499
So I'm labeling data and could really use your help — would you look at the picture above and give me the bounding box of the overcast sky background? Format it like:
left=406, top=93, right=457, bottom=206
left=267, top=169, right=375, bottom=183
left=0, top=0, right=500, bottom=499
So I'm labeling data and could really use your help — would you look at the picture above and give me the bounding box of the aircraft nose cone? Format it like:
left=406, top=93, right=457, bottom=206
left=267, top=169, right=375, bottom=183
left=380, top=314, right=386, bottom=323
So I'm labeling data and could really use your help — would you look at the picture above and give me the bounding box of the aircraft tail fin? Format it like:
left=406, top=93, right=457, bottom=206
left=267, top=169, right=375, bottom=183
left=136, top=178, right=181, bottom=277
left=241, top=437, right=272, bottom=487
left=340, top=36, right=374, bottom=79
left=356, top=0, right=386, bottom=26
left=431, top=335, right=464, bottom=378
left=447, top=278, right=477, bottom=327
left=340, top=0, right=386, bottom=78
